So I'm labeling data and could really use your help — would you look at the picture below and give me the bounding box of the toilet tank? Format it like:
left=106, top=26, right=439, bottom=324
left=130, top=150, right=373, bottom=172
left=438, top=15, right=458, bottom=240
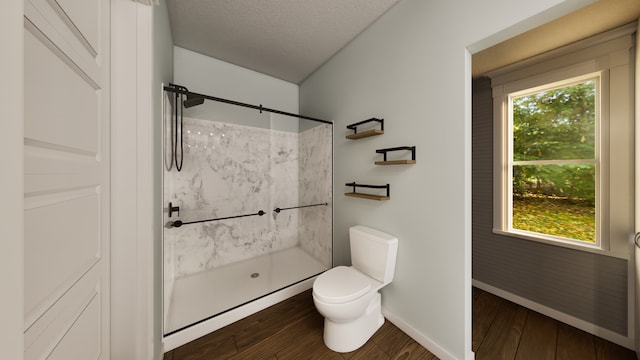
left=350, top=225, right=398, bottom=284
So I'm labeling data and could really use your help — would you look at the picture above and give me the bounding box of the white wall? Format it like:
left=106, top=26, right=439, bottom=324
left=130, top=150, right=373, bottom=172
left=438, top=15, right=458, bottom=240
left=299, top=0, right=595, bottom=359
left=0, top=0, right=23, bottom=359
left=174, top=46, right=298, bottom=115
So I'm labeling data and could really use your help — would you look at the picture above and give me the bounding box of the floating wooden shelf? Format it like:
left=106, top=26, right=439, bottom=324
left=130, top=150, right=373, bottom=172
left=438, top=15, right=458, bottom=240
left=344, top=192, right=390, bottom=201
left=375, top=146, right=416, bottom=165
left=346, top=118, right=384, bottom=140
left=346, top=129, right=384, bottom=139
left=345, top=182, right=390, bottom=201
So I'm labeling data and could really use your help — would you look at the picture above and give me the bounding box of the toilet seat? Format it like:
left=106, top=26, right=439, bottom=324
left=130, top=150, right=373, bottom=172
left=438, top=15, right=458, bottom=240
left=313, top=266, right=371, bottom=304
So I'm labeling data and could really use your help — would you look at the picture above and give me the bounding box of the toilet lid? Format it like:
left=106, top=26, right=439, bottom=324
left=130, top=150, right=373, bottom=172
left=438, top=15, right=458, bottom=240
left=313, top=266, right=372, bottom=304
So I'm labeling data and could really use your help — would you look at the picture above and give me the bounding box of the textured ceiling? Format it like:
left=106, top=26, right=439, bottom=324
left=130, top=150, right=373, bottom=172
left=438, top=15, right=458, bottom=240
left=473, top=0, right=640, bottom=78
left=167, top=0, right=638, bottom=83
left=167, top=0, right=401, bottom=84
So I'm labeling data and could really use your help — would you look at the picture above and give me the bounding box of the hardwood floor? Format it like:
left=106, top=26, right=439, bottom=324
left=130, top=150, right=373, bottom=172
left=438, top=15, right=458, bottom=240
left=473, top=288, right=636, bottom=360
left=163, top=288, right=637, bottom=360
left=163, top=290, right=436, bottom=360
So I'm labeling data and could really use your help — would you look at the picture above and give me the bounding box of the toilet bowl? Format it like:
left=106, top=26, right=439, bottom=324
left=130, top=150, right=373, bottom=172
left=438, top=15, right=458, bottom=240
left=312, top=226, right=398, bottom=353
left=313, top=266, right=384, bottom=352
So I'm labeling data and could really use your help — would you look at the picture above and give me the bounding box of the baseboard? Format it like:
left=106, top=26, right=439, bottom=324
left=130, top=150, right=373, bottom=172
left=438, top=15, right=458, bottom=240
left=472, top=279, right=634, bottom=350
left=381, top=308, right=475, bottom=360
left=163, top=277, right=315, bottom=352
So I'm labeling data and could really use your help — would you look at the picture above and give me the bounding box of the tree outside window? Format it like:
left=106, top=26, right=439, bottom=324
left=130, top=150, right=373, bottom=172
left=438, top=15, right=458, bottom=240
left=509, top=78, right=597, bottom=242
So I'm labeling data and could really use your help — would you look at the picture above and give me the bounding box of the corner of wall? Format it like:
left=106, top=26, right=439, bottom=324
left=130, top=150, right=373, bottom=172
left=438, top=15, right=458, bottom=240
left=381, top=308, right=467, bottom=360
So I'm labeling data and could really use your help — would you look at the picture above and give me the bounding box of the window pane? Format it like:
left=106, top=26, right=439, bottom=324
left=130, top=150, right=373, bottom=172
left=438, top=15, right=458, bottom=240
left=512, top=80, right=596, bottom=161
left=512, top=164, right=595, bottom=242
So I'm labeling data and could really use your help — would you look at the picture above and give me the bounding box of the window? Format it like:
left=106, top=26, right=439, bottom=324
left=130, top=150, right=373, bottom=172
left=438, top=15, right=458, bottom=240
left=508, top=75, right=600, bottom=245
left=489, top=24, right=634, bottom=255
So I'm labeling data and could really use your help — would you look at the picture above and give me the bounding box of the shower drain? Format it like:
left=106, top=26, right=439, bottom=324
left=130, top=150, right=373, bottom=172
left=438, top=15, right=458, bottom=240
left=250, top=272, right=260, bottom=279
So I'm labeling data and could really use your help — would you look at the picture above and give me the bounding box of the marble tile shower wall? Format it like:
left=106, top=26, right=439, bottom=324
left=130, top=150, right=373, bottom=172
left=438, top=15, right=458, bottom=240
left=165, top=117, right=331, bottom=278
left=299, top=124, right=333, bottom=267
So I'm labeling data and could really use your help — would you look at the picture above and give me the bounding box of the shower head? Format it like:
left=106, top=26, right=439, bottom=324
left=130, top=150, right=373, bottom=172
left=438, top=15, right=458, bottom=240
left=183, top=93, right=205, bottom=108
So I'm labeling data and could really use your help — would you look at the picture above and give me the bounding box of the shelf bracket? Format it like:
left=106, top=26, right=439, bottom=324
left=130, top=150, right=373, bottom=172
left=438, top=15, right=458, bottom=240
left=346, top=118, right=384, bottom=139
left=375, top=146, right=416, bottom=165
left=345, top=182, right=390, bottom=201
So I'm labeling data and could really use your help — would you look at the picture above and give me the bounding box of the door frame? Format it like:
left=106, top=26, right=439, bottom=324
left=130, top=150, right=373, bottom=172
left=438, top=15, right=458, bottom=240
left=634, top=19, right=640, bottom=359
left=0, top=0, right=24, bottom=359
left=110, top=1, right=161, bottom=358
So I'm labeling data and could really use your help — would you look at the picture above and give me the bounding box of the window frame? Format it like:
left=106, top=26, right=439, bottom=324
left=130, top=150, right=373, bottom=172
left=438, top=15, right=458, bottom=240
left=506, top=73, right=603, bottom=248
left=488, top=24, right=634, bottom=259
left=494, top=67, right=610, bottom=252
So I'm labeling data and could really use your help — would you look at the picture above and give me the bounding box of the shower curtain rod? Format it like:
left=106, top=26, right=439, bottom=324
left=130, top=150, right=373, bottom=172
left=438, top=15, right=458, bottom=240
left=164, top=85, right=332, bottom=125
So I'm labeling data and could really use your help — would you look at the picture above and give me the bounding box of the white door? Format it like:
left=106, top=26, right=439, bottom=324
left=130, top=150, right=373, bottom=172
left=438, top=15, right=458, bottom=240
left=23, top=0, right=110, bottom=358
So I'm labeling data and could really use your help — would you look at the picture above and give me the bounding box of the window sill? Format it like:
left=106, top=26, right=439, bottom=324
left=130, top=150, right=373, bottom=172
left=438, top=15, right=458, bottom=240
left=491, top=228, right=629, bottom=260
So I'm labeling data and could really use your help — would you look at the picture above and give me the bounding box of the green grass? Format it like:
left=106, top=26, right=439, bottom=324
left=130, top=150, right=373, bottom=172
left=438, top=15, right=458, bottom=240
left=512, top=195, right=595, bottom=242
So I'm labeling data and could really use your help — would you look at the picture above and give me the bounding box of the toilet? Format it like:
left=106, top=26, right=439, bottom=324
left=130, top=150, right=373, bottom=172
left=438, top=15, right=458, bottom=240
left=312, top=225, right=398, bottom=353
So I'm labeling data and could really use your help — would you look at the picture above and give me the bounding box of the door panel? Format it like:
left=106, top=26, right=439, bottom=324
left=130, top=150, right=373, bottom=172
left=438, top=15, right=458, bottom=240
left=24, top=268, right=103, bottom=359
left=47, top=291, right=102, bottom=360
left=52, top=0, right=101, bottom=55
left=24, top=144, right=100, bottom=193
left=24, top=27, right=100, bottom=154
left=24, top=3, right=101, bottom=86
left=23, top=0, right=109, bottom=358
left=24, top=189, right=100, bottom=323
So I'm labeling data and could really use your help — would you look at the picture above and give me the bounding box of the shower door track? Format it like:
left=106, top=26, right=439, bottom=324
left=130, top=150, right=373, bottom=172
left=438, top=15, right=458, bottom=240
left=164, top=85, right=332, bottom=125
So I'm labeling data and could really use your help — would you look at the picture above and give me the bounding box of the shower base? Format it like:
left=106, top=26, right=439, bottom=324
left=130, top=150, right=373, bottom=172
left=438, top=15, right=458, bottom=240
left=165, top=246, right=326, bottom=341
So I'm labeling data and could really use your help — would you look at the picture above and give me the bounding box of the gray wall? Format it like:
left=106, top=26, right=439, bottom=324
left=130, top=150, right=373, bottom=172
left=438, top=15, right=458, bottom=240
left=299, top=0, right=594, bottom=358
left=471, top=77, right=628, bottom=336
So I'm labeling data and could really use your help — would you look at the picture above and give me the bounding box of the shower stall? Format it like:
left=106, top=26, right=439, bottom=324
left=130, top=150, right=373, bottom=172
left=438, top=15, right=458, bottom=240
left=161, top=84, right=333, bottom=344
